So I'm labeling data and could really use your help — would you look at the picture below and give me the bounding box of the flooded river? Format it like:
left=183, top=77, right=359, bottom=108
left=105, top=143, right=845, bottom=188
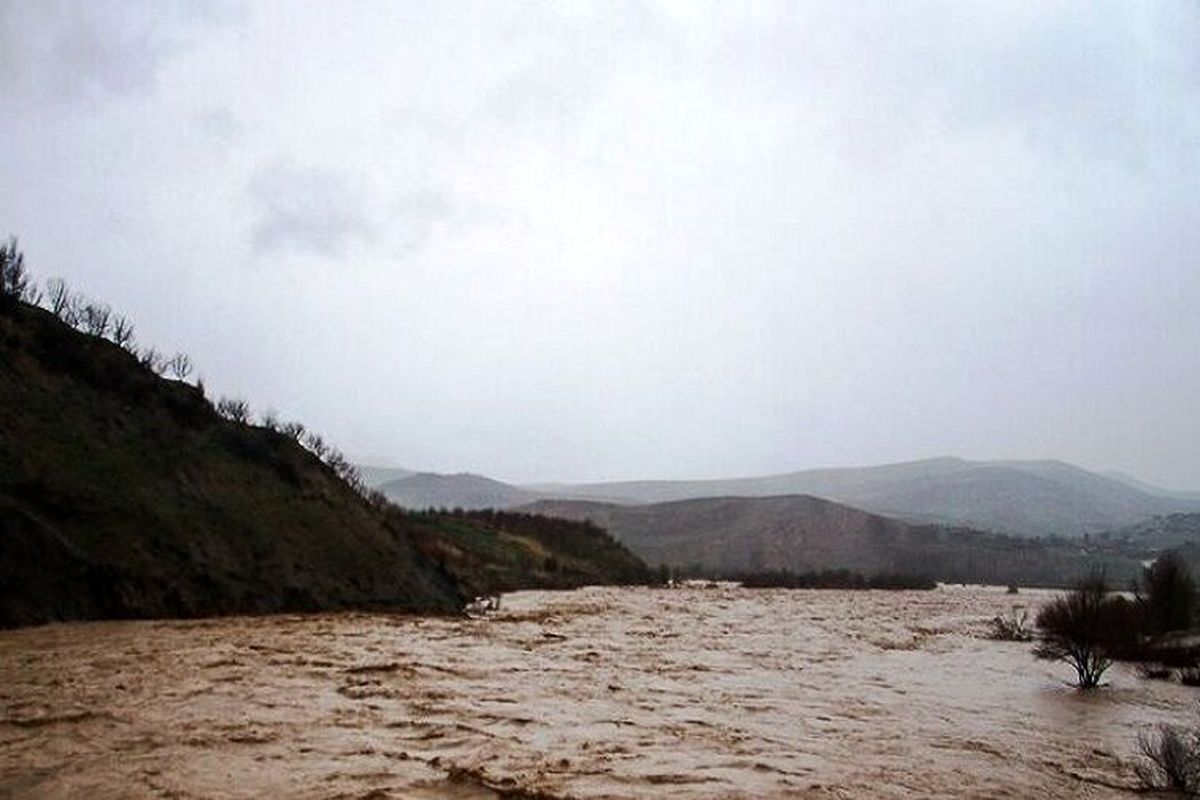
left=1, top=585, right=1195, bottom=798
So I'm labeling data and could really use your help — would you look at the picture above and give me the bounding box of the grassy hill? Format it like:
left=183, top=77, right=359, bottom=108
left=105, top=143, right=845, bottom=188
left=521, top=495, right=1146, bottom=588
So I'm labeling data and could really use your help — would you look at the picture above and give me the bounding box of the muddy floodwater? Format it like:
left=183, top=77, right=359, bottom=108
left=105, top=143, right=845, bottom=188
left=1, top=585, right=1196, bottom=799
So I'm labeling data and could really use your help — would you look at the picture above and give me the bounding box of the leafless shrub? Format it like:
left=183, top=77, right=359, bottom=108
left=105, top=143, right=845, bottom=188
left=138, top=347, right=165, bottom=374
left=216, top=397, right=251, bottom=423
left=1033, top=574, right=1128, bottom=688
left=80, top=302, right=112, bottom=337
left=281, top=421, right=306, bottom=441
left=302, top=431, right=328, bottom=459
left=61, top=293, right=85, bottom=327
left=259, top=410, right=280, bottom=431
left=325, top=449, right=351, bottom=477
left=1136, top=724, right=1200, bottom=796
left=165, top=352, right=192, bottom=380
left=989, top=607, right=1033, bottom=641
left=110, top=315, right=135, bottom=349
left=0, top=237, right=32, bottom=308
left=46, top=278, right=71, bottom=316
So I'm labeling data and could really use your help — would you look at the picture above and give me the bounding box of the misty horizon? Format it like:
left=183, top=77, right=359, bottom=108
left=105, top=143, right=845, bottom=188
left=4, top=2, right=1198, bottom=489
left=355, top=454, right=1200, bottom=496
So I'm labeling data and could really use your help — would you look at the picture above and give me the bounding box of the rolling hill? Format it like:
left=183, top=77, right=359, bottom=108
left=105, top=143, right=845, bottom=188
left=520, top=495, right=1146, bottom=587
left=527, top=457, right=1200, bottom=537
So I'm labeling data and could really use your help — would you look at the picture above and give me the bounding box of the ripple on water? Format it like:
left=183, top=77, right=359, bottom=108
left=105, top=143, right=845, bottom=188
left=1, top=586, right=1196, bottom=799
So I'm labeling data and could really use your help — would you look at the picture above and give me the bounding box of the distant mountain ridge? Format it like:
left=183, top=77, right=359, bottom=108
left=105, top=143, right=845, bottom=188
left=357, top=465, right=414, bottom=488
left=360, top=457, right=1200, bottom=537
left=527, top=457, right=1200, bottom=537
left=378, top=472, right=543, bottom=511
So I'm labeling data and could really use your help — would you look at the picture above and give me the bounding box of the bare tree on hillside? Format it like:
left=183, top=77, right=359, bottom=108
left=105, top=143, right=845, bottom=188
left=165, top=352, right=192, bottom=381
left=139, top=348, right=165, bottom=374
left=216, top=397, right=251, bottom=423
left=46, top=278, right=71, bottom=316
left=0, top=237, right=33, bottom=309
left=110, top=315, right=135, bottom=349
left=80, top=302, right=112, bottom=337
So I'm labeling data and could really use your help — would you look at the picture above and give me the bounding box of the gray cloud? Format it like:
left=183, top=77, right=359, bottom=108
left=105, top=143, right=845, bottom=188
left=194, top=107, right=241, bottom=148
left=390, top=190, right=451, bottom=255
left=3, top=2, right=1199, bottom=489
left=0, top=0, right=237, bottom=103
left=248, top=163, right=375, bottom=259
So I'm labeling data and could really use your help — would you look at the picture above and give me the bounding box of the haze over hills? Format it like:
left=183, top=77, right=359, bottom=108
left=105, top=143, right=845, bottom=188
left=519, top=495, right=1146, bottom=588
left=528, top=457, right=1200, bottom=538
left=361, top=457, right=1200, bottom=538
left=1102, top=470, right=1200, bottom=503
left=357, top=465, right=414, bottom=488
left=377, top=472, right=543, bottom=511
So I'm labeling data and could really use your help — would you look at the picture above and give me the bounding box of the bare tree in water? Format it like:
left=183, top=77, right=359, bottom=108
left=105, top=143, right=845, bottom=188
left=1033, top=573, right=1128, bottom=688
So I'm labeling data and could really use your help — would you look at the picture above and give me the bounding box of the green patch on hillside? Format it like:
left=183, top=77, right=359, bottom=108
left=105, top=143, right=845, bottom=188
left=402, top=509, right=654, bottom=596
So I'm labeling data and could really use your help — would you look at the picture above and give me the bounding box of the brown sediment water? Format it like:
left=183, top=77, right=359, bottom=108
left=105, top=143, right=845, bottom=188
left=0, top=585, right=1194, bottom=799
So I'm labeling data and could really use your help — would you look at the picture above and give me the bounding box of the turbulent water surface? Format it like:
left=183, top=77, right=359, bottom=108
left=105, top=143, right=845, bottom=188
left=1, top=585, right=1195, bottom=798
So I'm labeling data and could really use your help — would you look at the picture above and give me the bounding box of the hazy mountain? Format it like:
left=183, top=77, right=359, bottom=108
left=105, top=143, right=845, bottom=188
left=527, top=457, right=1200, bottom=537
left=357, top=464, right=415, bottom=488
left=1101, top=470, right=1200, bottom=503
left=520, top=495, right=1144, bottom=587
left=380, top=472, right=543, bottom=511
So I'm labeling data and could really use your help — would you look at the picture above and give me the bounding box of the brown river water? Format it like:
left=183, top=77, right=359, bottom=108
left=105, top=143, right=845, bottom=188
left=1, top=585, right=1195, bottom=799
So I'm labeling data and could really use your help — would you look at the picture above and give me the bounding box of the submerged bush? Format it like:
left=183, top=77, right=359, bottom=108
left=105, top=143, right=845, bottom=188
left=1033, top=574, right=1131, bottom=688
left=1137, top=724, right=1200, bottom=796
left=1142, top=551, right=1196, bottom=637
left=989, top=607, right=1033, bottom=641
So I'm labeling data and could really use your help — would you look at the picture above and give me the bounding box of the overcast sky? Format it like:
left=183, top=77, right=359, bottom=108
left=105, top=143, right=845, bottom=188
left=3, top=1, right=1199, bottom=488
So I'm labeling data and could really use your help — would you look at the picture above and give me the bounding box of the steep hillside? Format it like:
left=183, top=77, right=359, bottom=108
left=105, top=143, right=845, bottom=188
left=527, top=457, right=1199, bottom=537
left=402, top=508, right=653, bottom=596
left=380, top=472, right=542, bottom=511
left=522, top=495, right=1144, bottom=588
left=0, top=302, right=463, bottom=626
